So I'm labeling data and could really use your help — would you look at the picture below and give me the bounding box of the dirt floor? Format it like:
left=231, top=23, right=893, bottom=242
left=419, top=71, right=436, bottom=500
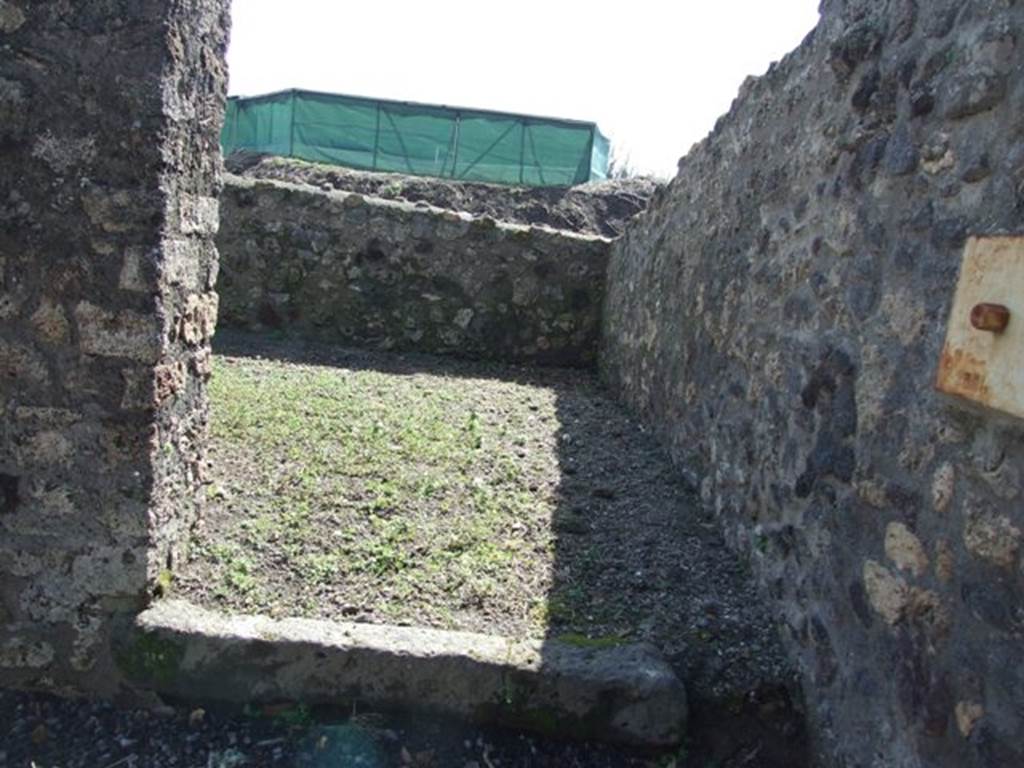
left=176, top=334, right=804, bottom=755
left=225, top=152, right=661, bottom=238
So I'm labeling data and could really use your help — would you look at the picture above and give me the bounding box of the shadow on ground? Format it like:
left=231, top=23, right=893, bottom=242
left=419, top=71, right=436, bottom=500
left=176, top=329, right=808, bottom=766
left=0, top=688, right=651, bottom=768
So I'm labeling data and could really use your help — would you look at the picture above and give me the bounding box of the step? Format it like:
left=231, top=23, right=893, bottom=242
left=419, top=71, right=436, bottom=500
left=118, top=599, right=687, bottom=748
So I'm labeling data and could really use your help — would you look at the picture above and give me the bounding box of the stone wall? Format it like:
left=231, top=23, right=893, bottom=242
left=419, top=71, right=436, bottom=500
left=217, top=176, right=611, bottom=367
left=601, top=1, right=1023, bottom=766
left=226, top=152, right=659, bottom=238
left=0, top=0, right=228, bottom=694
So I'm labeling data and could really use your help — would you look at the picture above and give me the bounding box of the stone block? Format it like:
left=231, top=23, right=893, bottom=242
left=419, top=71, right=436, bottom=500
left=964, top=507, right=1021, bottom=570
left=0, top=2, right=27, bottom=34
left=74, top=302, right=162, bottom=362
left=863, top=560, right=910, bottom=625
left=0, top=638, right=54, bottom=670
left=30, top=299, right=70, bottom=345
left=884, top=522, right=929, bottom=577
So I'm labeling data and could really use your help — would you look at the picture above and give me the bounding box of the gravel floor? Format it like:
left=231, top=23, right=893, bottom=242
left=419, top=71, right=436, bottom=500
left=0, top=686, right=811, bottom=768
left=0, top=689, right=656, bottom=768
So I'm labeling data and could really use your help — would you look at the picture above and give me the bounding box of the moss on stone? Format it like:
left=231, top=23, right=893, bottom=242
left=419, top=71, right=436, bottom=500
left=555, top=633, right=628, bottom=650
left=115, top=631, right=185, bottom=686
left=483, top=671, right=612, bottom=740
left=506, top=704, right=562, bottom=735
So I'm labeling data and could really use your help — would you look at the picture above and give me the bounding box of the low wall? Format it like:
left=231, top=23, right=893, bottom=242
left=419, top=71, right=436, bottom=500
left=226, top=153, right=659, bottom=238
left=601, top=1, right=1023, bottom=766
left=216, top=176, right=611, bottom=367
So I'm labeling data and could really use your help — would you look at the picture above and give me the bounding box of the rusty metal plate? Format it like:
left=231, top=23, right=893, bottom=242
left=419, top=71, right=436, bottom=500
left=936, top=236, right=1024, bottom=420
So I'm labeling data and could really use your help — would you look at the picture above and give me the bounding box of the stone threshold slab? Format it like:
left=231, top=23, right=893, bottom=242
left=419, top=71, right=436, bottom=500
left=120, top=599, right=686, bottom=748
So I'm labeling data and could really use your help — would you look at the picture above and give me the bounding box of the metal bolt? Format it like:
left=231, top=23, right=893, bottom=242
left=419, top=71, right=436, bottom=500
left=970, top=302, right=1011, bottom=333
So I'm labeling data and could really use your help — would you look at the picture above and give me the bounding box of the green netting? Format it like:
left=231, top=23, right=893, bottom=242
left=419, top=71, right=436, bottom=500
left=221, top=89, right=610, bottom=187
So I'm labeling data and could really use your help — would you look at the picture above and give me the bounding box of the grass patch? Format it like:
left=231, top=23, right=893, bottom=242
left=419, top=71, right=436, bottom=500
left=184, top=352, right=563, bottom=633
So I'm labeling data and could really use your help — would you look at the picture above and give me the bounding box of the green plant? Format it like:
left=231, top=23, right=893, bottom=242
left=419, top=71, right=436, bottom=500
left=154, top=569, right=174, bottom=597
left=607, top=143, right=639, bottom=180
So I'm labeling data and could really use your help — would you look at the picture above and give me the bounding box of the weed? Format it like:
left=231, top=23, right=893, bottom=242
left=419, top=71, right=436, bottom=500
left=154, top=569, right=174, bottom=597
left=298, top=552, right=341, bottom=584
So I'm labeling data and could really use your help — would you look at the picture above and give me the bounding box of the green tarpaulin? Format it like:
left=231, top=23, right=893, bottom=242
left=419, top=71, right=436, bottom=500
left=221, top=89, right=610, bottom=187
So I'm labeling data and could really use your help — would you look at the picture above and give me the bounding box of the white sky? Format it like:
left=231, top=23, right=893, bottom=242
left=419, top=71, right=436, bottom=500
left=226, top=1, right=821, bottom=178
